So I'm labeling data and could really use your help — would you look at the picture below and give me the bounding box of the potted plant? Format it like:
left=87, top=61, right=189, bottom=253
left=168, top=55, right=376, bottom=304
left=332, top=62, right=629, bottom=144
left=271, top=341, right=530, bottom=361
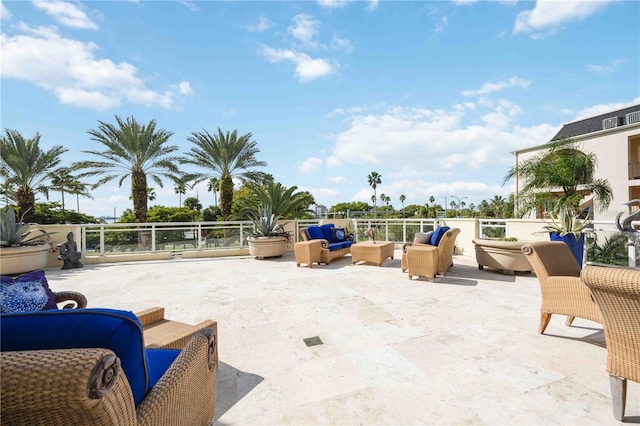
left=541, top=208, right=592, bottom=266
left=0, top=206, right=56, bottom=275
left=246, top=204, right=291, bottom=259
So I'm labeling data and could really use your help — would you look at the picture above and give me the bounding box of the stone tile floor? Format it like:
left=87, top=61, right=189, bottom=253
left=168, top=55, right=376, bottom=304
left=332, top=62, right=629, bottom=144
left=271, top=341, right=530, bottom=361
left=44, top=251, right=639, bottom=425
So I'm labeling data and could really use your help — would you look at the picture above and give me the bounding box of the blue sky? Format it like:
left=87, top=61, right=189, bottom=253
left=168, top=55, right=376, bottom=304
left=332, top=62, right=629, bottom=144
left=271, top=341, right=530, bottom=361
left=1, top=0, right=639, bottom=218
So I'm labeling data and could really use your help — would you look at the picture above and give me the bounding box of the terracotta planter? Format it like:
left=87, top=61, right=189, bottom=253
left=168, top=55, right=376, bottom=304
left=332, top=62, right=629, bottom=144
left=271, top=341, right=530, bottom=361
left=0, top=245, right=51, bottom=275
left=247, top=236, right=289, bottom=259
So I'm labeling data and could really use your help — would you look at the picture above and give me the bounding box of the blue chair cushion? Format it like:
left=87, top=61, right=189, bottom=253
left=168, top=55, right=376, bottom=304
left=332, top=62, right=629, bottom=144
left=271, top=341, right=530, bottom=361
left=320, top=224, right=334, bottom=241
left=147, top=348, right=180, bottom=389
left=341, top=241, right=353, bottom=249
left=330, top=227, right=346, bottom=243
left=306, top=226, right=325, bottom=240
left=1, top=270, right=57, bottom=313
left=328, top=242, right=346, bottom=251
left=0, top=308, right=161, bottom=406
left=430, top=226, right=450, bottom=246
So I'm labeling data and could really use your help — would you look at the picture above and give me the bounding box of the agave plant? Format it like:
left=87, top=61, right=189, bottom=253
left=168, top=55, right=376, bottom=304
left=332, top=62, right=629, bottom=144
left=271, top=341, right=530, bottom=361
left=0, top=206, right=55, bottom=247
left=246, top=204, right=290, bottom=241
left=541, top=208, right=593, bottom=239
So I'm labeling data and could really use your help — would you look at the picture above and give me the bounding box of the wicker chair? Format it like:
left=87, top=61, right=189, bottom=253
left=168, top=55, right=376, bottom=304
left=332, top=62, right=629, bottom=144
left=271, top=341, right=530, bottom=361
left=54, top=290, right=87, bottom=309
left=521, top=241, right=602, bottom=334
left=582, top=265, right=640, bottom=421
left=401, top=228, right=461, bottom=277
left=1, top=310, right=218, bottom=426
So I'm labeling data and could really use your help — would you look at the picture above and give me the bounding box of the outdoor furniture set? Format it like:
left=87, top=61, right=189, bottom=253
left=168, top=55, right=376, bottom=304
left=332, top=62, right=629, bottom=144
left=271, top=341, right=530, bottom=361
left=522, top=241, right=640, bottom=421
left=296, top=223, right=353, bottom=267
left=401, top=227, right=461, bottom=281
left=0, top=271, right=218, bottom=425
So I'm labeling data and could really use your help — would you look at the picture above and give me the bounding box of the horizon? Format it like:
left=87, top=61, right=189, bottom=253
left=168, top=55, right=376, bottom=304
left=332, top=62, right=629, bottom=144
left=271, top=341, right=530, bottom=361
left=1, top=0, right=639, bottom=218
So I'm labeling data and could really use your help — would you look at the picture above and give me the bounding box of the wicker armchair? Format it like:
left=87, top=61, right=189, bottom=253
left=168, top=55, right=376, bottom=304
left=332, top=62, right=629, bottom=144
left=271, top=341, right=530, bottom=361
left=54, top=290, right=87, bottom=309
left=582, top=265, right=640, bottom=421
left=1, top=328, right=217, bottom=425
left=401, top=228, right=460, bottom=276
left=521, top=241, right=602, bottom=334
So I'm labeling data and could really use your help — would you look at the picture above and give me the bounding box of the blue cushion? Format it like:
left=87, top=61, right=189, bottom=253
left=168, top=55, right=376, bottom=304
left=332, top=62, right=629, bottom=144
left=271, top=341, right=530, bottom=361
left=320, top=224, right=334, bottom=241
left=341, top=241, right=353, bottom=249
left=328, top=242, right=345, bottom=251
left=1, top=270, right=57, bottom=313
left=147, top=348, right=180, bottom=389
left=330, top=227, right=346, bottom=243
left=430, top=226, right=450, bottom=246
left=306, top=226, right=325, bottom=240
left=0, top=308, right=153, bottom=405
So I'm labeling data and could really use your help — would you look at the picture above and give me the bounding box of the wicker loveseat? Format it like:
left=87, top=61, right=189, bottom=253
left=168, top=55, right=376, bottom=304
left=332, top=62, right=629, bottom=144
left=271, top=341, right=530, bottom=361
left=297, top=223, right=352, bottom=266
left=0, top=308, right=218, bottom=425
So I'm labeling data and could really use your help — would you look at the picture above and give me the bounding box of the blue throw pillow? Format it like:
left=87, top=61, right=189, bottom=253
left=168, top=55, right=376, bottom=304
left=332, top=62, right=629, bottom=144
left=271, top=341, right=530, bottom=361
left=0, top=270, right=57, bottom=313
left=430, top=226, right=450, bottom=246
left=330, top=227, right=346, bottom=243
left=306, top=226, right=325, bottom=240
left=0, top=308, right=152, bottom=405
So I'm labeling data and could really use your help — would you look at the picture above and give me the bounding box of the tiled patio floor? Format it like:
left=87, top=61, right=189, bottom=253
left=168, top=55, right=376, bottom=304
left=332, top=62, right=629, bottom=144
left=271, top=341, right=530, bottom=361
left=44, top=251, right=639, bottom=425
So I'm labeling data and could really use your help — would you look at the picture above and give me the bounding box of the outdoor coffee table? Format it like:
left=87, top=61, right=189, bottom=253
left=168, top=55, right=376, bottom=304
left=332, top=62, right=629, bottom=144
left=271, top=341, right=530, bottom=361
left=351, top=241, right=395, bottom=266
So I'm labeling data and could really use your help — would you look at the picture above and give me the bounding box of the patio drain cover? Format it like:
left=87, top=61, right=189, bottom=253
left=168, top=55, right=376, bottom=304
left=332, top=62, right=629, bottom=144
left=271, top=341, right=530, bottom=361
left=303, top=336, right=323, bottom=347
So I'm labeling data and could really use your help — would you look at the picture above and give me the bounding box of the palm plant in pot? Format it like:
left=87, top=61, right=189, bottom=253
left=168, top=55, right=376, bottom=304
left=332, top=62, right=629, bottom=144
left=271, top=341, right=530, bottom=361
left=246, top=204, right=291, bottom=259
left=0, top=206, right=56, bottom=275
left=541, top=208, right=592, bottom=267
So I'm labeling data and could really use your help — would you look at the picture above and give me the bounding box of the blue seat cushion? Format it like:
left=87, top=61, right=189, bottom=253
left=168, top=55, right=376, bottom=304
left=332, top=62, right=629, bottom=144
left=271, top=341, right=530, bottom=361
left=1, top=270, right=57, bottom=313
left=147, top=348, right=180, bottom=389
left=430, top=226, right=451, bottom=246
left=320, top=224, right=334, bottom=241
left=306, top=226, right=325, bottom=240
left=328, top=242, right=346, bottom=251
left=341, top=241, right=353, bottom=249
left=0, top=308, right=166, bottom=406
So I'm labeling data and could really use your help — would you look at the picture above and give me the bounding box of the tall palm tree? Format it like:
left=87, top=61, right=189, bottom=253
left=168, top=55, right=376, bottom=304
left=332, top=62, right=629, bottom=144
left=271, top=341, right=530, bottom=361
left=0, top=182, right=16, bottom=208
left=0, top=129, right=67, bottom=222
left=181, top=128, right=267, bottom=220
left=175, top=182, right=187, bottom=206
left=399, top=194, right=406, bottom=217
left=503, top=136, right=612, bottom=217
left=67, top=180, right=94, bottom=213
left=207, top=177, right=220, bottom=207
left=73, top=116, right=180, bottom=223
left=367, top=171, right=382, bottom=218
left=50, top=167, right=94, bottom=211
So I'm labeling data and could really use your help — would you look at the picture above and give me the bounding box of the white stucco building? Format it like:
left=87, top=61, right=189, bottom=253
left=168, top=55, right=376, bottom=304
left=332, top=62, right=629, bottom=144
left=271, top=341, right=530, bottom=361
left=512, top=104, right=640, bottom=220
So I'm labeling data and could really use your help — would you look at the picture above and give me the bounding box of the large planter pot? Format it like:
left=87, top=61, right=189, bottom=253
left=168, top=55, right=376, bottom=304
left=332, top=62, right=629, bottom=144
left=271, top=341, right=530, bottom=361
left=549, top=232, right=585, bottom=267
left=247, top=236, right=289, bottom=259
left=0, top=245, right=51, bottom=275
left=472, top=238, right=532, bottom=275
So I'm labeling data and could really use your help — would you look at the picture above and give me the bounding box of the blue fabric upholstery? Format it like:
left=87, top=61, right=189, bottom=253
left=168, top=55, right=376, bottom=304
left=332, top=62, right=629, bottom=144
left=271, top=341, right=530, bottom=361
left=430, top=226, right=450, bottom=246
left=0, top=308, right=156, bottom=406
left=328, top=242, right=345, bottom=251
left=306, top=226, right=325, bottom=240
left=320, top=224, right=334, bottom=241
left=147, top=348, right=180, bottom=389
left=1, top=270, right=57, bottom=313
left=330, top=227, right=345, bottom=243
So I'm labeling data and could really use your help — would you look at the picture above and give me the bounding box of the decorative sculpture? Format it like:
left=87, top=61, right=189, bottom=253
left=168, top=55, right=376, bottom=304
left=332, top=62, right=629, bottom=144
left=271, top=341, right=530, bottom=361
left=57, top=232, right=83, bottom=270
left=615, top=199, right=640, bottom=249
left=366, top=226, right=378, bottom=243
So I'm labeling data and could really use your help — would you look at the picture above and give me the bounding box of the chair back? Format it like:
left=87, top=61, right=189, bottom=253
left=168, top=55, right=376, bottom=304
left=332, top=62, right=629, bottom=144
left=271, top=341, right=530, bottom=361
left=437, top=228, right=460, bottom=272
left=582, top=265, right=640, bottom=383
left=521, top=241, right=581, bottom=280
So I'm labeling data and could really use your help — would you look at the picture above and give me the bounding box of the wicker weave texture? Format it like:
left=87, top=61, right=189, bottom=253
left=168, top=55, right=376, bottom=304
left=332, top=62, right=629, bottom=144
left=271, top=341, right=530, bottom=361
left=521, top=241, right=602, bottom=334
left=294, top=240, right=323, bottom=268
left=299, top=227, right=351, bottom=265
left=406, top=245, right=438, bottom=281
left=582, top=265, right=640, bottom=383
left=54, top=291, right=87, bottom=309
left=351, top=241, right=394, bottom=266
left=401, top=228, right=460, bottom=276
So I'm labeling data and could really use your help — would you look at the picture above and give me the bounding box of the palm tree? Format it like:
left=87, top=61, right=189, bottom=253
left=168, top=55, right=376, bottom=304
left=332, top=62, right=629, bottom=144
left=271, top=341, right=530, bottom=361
left=0, top=129, right=67, bottom=222
left=399, top=194, right=406, bottom=217
left=490, top=195, right=506, bottom=218
left=0, top=182, right=16, bottom=208
left=175, top=182, right=187, bottom=206
left=181, top=128, right=267, bottom=220
left=367, top=171, right=382, bottom=218
left=503, top=136, right=613, bottom=217
left=73, top=116, right=180, bottom=223
left=247, top=181, right=314, bottom=219
left=51, top=168, right=94, bottom=212
left=67, top=180, right=94, bottom=213
left=207, top=177, right=220, bottom=207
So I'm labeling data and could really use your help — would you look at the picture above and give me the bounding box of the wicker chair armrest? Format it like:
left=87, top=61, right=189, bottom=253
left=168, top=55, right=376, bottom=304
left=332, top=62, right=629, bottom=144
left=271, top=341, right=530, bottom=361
left=315, top=239, right=330, bottom=249
left=136, top=328, right=218, bottom=426
left=402, top=242, right=412, bottom=253
left=55, top=291, right=88, bottom=309
left=136, top=307, right=166, bottom=327
left=0, top=347, right=137, bottom=424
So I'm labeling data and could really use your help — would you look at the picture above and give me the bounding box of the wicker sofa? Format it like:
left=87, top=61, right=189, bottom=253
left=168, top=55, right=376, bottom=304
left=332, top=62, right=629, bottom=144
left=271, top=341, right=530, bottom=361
left=298, top=223, right=352, bottom=266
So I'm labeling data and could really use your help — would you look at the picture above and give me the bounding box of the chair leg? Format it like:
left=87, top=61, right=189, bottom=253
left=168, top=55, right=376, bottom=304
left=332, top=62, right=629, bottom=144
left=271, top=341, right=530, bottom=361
left=609, top=375, right=627, bottom=421
left=565, top=316, right=575, bottom=327
left=538, top=313, right=552, bottom=334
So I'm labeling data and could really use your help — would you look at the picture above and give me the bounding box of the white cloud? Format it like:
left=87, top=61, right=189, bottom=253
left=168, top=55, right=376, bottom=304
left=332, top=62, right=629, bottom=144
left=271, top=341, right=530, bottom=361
left=288, top=14, right=320, bottom=47
left=366, top=0, right=378, bottom=12
left=260, top=45, right=336, bottom=82
left=32, top=0, right=98, bottom=30
left=317, top=0, right=349, bottom=9
left=297, top=157, right=323, bottom=174
left=435, top=16, right=448, bottom=33
left=0, top=24, right=192, bottom=110
left=462, top=77, right=531, bottom=97
left=181, top=1, right=199, bottom=12
left=331, top=33, right=353, bottom=53
left=586, top=59, right=624, bottom=73
left=247, top=15, right=275, bottom=32
left=571, top=98, right=640, bottom=121
left=221, top=107, right=236, bottom=118
left=452, top=0, right=477, bottom=5
left=514, top=1, right=612, bottom=38
left=1, top=0, right=11, bottom=20
left=328, top=176, right=351, bottom=184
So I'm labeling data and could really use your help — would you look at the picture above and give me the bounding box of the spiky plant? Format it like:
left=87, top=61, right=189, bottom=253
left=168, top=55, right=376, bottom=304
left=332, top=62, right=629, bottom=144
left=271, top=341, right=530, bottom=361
left=542, top=208, right=593, bottom=239
left=246, top=204, right=289, bottom=240
left=0, top=206, right=55, bottom=247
